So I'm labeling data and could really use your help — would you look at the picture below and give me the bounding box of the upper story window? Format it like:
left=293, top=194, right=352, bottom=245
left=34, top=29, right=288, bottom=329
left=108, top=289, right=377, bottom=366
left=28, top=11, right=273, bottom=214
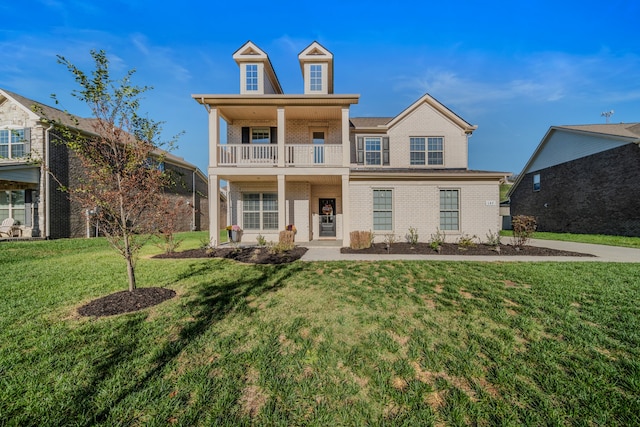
left=246, top=64, right=258, bottom=92
left=252, top=128, right=270, bottom=144
left=310, top=65, right=322, bottom=91
left=410, top=137, right=443, bottom=165
left=533, top=174, right=541, bottom=191
left=356, top=136, right=390, bottom=166
left=0, top=128, right=28, bottom=159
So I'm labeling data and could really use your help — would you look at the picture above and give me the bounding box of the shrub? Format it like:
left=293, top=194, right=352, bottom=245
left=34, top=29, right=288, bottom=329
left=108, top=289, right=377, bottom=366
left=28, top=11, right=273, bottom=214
left=406, top=226, right=419, bottom=245
left=456, top=233, right=478, bottom=250
left=256, top=234, right=267, bottom=246
left=429, top=228, right=446, bottom=251
left=485, top=230, right=502, bottom=247
left=269, top=241, right=294, bottom=254
left=512, top=215, right=537, bottom=247
left=350, top=230, right=374, bottom=249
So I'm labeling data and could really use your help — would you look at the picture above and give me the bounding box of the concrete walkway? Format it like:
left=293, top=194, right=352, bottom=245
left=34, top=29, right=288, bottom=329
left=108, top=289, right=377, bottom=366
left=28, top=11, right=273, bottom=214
left=300, top=239, right=640, bottom=262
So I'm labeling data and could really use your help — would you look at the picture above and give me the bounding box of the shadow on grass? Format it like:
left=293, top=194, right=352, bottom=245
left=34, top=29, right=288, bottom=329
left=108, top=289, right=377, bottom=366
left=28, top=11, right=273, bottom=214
left=67, top=260, right=304, bottom=425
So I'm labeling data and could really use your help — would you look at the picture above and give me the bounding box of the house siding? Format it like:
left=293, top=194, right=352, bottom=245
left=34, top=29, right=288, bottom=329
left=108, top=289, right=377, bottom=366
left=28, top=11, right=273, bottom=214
left=510, top=143, right=640, bottom=236
left=387, top=103, right=468, bottom=169
left=349, top=180, right=500, bottom=243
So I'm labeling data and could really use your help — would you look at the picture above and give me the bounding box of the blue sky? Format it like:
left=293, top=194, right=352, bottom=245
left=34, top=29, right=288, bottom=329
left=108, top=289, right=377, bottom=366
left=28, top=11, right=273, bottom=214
left=2, top=0, right=639, bottom=176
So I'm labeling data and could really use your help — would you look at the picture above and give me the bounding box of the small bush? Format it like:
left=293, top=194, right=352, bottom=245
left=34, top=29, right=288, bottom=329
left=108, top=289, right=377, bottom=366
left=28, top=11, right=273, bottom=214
left=269, top=241, right=294, bottom=254
left=256, top=234, right=267, bottom=246
left=383, top=233, right=397, bottom=246
left=350, top=230, right=374, bottom=249
left=485, top=230, right=502, bottom=247
left=512, top=215, right=537, bottom=247
left=406, top=226, right=419, bottom=245
left=429, top=228, right=446, bottom=251
left=456, top=233, right=478, bottom=250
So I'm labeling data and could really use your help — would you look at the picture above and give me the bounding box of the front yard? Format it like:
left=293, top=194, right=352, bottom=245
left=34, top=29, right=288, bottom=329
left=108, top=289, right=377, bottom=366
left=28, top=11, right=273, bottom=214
left=1, top=233, right=638, bottom=425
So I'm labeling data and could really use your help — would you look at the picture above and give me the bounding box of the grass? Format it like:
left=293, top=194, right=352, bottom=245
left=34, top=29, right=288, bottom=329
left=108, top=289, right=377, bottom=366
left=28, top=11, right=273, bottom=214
left=501, top=230, right=640, bottom=249
left=1, top=233, right=639, bottom=425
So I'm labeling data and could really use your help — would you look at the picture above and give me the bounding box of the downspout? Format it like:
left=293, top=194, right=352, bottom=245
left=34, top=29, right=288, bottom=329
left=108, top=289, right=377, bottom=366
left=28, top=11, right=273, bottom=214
left=192, top=170, right=197, bottom=231
left=44, top=123, right=54, bottom=239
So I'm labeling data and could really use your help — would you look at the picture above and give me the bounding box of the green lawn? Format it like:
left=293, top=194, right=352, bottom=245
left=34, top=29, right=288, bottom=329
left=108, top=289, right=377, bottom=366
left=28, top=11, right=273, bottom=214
left=501, top=230, right=640, bottom=249
left=1, top=234, right=639, bottom=425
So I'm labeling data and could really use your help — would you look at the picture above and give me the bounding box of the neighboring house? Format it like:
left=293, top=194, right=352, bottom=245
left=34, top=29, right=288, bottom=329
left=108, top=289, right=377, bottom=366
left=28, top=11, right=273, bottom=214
left=194, top=41, right=507, bottom=246
left=507, top=123, right=640, bottom=236
left=0, top=88, right=209, bottom=239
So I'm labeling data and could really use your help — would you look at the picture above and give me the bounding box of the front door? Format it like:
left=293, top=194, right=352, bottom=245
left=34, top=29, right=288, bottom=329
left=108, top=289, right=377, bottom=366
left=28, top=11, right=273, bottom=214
left=319, top=198, right=336, bottom=237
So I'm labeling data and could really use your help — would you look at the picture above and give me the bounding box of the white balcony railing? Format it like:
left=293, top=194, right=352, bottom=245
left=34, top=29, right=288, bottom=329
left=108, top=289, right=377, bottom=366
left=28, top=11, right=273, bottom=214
left=218, top=144, right=343, bottom=167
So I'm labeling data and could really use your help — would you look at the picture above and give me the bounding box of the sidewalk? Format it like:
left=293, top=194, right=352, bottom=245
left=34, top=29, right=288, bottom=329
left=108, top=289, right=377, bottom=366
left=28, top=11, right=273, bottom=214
left=300, top=239, right=640, bottom=262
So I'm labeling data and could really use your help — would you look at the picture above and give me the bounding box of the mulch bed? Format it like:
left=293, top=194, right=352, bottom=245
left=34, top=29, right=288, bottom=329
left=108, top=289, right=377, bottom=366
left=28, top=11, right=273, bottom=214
left=77, top=287, right=176, bottom=317
left=341, top=242, right=594, bottom=257
left=154, top=246, right=309, bottom=264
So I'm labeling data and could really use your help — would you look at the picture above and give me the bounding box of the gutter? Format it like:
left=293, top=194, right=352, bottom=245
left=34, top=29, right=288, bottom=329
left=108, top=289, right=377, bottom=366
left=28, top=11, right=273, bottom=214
left=192, top=170, right=197, bottom=231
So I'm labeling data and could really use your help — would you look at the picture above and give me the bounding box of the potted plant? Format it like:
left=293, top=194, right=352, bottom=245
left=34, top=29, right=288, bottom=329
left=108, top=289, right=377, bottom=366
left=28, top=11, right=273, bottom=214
left=230, top=224, right=242, bottom=242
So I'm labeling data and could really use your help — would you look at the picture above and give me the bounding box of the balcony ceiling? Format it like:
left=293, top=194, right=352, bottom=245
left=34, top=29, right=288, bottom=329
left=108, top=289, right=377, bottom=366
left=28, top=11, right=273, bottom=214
left=220, top=105, right=345, bottom=122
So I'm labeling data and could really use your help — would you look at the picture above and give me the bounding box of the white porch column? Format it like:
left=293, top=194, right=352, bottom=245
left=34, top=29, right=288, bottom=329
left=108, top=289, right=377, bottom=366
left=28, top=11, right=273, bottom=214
left=209, top=174, right=220, bottom=247
left=208, top=107, right=219, bottom=167
left=342, top=107, right=350, bottom=167
left=342, top=174, right=350, bottom=247
left=277, top=107, right=286, bottom=167
left=278, top=174, right=286, bottom=233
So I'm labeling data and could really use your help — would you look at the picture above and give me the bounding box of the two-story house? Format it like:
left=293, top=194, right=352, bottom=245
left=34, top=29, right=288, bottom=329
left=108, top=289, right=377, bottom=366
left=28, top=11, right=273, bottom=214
left=194, top=41, right=507, bottom=246
left=0, top=88, right=209, bottom=239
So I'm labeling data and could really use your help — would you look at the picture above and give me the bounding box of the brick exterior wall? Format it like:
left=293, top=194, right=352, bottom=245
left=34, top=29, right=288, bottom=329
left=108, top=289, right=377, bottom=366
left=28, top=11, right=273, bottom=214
left=348, top=180, right=500, bottom=243
left=510, top=143, right=640, bottom=236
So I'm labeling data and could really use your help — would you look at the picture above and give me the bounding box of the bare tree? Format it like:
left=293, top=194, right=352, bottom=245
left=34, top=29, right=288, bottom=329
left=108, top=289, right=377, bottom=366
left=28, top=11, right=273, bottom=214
left=45, top=50, right=178, bottom=291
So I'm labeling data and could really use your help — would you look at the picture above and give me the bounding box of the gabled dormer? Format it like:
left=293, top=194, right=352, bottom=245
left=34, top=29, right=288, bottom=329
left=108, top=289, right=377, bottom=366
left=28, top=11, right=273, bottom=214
left=232, top=41, right=283, bottom=95
left=298, top=42, right=333, bottom=95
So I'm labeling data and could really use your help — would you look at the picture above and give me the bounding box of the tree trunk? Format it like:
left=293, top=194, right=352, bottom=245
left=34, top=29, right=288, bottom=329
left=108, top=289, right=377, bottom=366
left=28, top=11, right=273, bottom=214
left=126, top=255, right=136, bottom=292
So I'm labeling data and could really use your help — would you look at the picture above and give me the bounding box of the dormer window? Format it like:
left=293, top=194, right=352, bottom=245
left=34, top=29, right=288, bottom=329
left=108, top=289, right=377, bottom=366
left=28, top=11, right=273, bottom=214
left=246, top=64, right=258, bottom=92
left=310, top=65, right=322, bottom=92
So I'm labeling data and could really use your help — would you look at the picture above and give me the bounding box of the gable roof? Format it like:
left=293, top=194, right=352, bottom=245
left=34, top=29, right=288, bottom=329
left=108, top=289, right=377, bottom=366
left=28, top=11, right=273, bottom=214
left=0, top=88, right=206, bottom=178
left=507, top=122, right=640, bottom=198
left=557, top=123, right=640, bottom=139
left=0, top=88, right=96, bottom=133
left=298, top=41, right=334, bottom=94
left=232, top=41, right=283, bottom=94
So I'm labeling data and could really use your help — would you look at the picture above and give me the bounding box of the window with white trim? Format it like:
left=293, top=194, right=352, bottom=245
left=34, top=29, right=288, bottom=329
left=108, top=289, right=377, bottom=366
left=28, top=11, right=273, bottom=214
left=243, top=193, right=278, bottom=230
left=0, top=128, right=26, bottom=159
left=0, top=190, right=25, bottom=224
left=365, top=137, right=381, bottom=165
left=246, top=64, right=258, bottom=92
left=251, top=128, right=270, bottom=144
left=310, top=64, right=322, bottom=91
left=439, top=189, right=459, bottom=230
left=410, top=137, right=443, bottom=165
left=373, top=189, right=393, bottom=231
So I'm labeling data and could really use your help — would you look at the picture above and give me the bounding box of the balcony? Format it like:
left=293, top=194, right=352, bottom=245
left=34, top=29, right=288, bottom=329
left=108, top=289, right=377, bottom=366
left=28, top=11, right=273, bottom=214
left=218, top=144, right=343, bottom=167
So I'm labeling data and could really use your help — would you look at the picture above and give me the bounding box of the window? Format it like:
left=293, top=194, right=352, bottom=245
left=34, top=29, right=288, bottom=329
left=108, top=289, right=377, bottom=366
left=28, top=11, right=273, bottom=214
left=0, top=128, right=27, bottom=159
left=243, top=193, right=278, bottom=230
left=440, top=189, right=459, bottom=230
left=0, top=190, right=25, bottom=224
left=373, top=189, right=393, bottom=231
left=409, top=137, right=443, bottom=165
left=251, top=128, right=270, bottom=144
left=356, top=136, right=390, bottom=166
left=310, top=64, right=322, bottom=91
left=246, top=64, right=258, bottom=91
left=533, top=174, right=541, bottom=191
